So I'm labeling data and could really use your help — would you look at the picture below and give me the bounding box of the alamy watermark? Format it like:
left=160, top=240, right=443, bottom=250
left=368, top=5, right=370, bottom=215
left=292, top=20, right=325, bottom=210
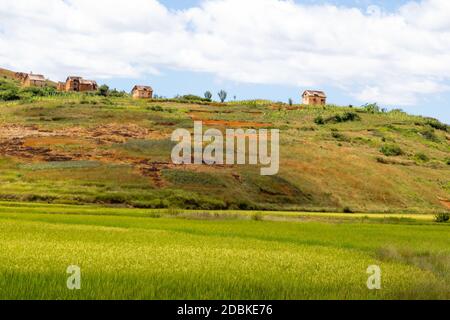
left=367, top=265, right=381, bottom=290
left=171, top=121, right=280, bottom=176
left=66, top=265, right=81, bottom=290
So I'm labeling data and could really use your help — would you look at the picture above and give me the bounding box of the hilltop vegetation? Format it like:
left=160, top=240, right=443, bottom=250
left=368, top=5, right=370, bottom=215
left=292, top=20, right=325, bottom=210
left=0, top=78, right=449, bottom=214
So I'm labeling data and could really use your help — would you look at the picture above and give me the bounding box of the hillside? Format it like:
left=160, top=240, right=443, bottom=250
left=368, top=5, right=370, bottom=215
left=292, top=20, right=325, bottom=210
left=0, top=67, right=17, bottom=80
left=0, top=86, right=448, bottom=214
left=0, top=67, right=57, bottom=87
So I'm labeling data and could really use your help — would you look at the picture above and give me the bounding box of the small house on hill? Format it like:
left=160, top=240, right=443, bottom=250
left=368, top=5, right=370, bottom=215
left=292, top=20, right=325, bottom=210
left=23, top=74, right=46, bottom=87
left=132, top=85, right=153, bottom=99
left=63, top=76, right=98, bottom=92
left=14, top=72, right=29, bottom=82
left=57, top=82, right=65, bottom=91
left=302, top=90, right=327, bottom=106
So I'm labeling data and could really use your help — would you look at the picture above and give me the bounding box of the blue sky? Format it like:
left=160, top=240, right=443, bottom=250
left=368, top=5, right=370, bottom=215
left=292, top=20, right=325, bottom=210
left=1, top=0, right=449, bottom=123
left=159, top=0, right=409, bottom=11
left=113, top=0, right=449, bottom=123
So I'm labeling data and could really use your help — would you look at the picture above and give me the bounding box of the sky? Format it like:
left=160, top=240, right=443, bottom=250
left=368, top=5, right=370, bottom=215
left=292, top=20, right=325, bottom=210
left=0, top=0, right=449, bottom=123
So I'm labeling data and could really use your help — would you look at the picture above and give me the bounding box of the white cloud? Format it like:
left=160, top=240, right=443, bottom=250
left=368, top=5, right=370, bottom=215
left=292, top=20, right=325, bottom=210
left=1, top=0, right=450, bottom=106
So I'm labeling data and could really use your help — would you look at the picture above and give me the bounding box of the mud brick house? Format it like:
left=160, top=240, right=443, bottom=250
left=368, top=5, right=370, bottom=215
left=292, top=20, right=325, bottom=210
left=22, top=74, right=46, bottom=87
left=57, top=82, right=65, bottom=91
left=14, top=72, right=29, bottom=83
left=302, top=90, right=327, bottom=106
left=131, top=85, right=153, bottom=99
left=63, top=76, right=98, bottom=92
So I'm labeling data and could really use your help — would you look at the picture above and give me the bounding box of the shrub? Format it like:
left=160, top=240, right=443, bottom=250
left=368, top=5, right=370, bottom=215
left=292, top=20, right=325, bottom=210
left=227, top=200, right=257, bottom=210
left=380, top=144, right=403, bottom=157
left=340, top=112, right=360, bottom=122
left=420, top=128, right=439, bottom=142
left=19, top=86, right=57, bottom=98
left=343, top=207, right=353, bottom=213
left=314, top=116, right=325, bottom=125
left=180, top=94, right=209, bottom=102
left=425, top=119, right=448, bottom=132
left=414, top=152, right=429, bottom=162
left=95, top=193, right=129, bottom=204
left=0, top=88, right=20, bottom=101
left=326, top=112, right=360, bottom=123
left=316, top=112, right=360, bottom=125
left=446, top=158, right=450, bottom=165
left=0, top=79, right=20, bottom=101
left=109, top=89, right=127, bottom=97
left=435, top=213, right=449, bottom=223
left=98, top=84, right=110, bottom=97
left=331, top=130, right=349, bottom=142
left=363, top=103, right=381, bottom=114
left=148, top=105, right=164, bottom=112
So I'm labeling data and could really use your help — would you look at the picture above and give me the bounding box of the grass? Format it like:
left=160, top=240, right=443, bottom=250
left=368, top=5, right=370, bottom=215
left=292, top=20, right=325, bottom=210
left=0, top=93, right=448, bottom=213
left=1, top=73, right=448, bottom=300
left=0, top=202, right=448, bottom=300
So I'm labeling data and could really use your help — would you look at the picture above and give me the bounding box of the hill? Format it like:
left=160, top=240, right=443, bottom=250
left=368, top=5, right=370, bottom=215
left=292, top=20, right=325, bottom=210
left=0, top=67, right=57, bottom=87
left=0, top=67, right=17, bottom=80
left=0, top=84, right=448, bottom=214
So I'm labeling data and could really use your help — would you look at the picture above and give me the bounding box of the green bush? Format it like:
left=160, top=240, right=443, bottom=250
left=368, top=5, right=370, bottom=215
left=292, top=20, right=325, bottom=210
left=425, top=119, right=448, bottom=132
left=363, top=103, right=381, bottom=114
left=414, top=152, right=429, bottom=162
left=98, top=85, right=110, bottom=97
left=148, top=105, right=164, bottom=112
left=177, top=94, right=210, bottom=102
left=380, top=144, right=403, bottom=157
left=317, top=112, right=360, bottom=125
left=109, top=89, right=127, bottom=97
left=435, top=213, right=449, bottom=223
left=0, top=79, right=20, bottom=101
left=338, top=112, right=360, bottom=122
left=331, top=130, right=349, bottom=142
left=20, top=86, right=57, bottom=98
left=343, top=207, right=353, bottom=213
left=328, top=112, right=360, bottom=123
left=420, top=128, right=439, bottom=142
left=314, top=116, right=325, bottom=125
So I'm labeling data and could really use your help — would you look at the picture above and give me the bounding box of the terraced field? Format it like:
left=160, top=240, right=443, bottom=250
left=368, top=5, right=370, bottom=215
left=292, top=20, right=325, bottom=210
left=0, top=94, right=448, bottom=214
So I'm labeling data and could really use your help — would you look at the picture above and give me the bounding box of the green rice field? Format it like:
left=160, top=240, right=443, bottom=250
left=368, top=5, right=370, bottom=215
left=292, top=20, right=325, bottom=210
left=0, top=202, right=448, bottom=300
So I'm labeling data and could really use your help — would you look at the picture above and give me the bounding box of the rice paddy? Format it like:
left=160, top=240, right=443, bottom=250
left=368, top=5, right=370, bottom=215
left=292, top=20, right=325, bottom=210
left=0, top=202, right=448, bottom=300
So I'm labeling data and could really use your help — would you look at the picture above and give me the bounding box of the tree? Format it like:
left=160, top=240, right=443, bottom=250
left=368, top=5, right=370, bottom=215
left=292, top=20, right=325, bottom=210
left=363, top=103, right=380, bottom=114
left=98, top=84, right=110, bottom=97
left=204, top=91, right=212, bottom=101
left=218, top=90, right=227, bottom=103
left=288, top=98, right=293, bottom=106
